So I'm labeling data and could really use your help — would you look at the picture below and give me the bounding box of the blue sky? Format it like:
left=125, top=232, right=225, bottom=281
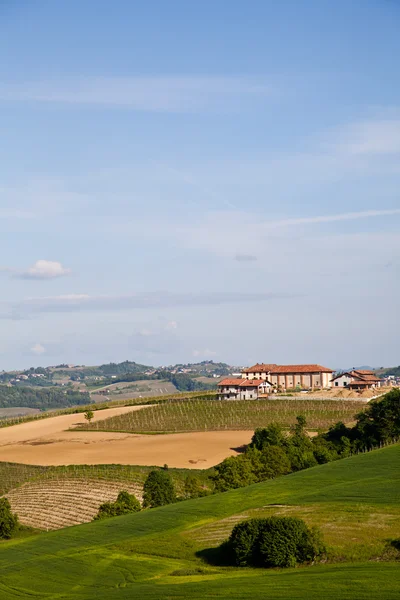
left=1, top=0, right=399, bottom=370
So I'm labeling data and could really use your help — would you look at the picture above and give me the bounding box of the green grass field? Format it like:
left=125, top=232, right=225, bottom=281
left=76, top=398, right=367, bottom=433
left=0, top=444, right=399, bottom=599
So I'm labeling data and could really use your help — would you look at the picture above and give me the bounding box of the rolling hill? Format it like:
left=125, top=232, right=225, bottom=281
left=0, top=444, right=399, bottom=599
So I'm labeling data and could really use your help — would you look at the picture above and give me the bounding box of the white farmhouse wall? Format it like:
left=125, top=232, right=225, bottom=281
left=332, top=374, right=352, bottom=387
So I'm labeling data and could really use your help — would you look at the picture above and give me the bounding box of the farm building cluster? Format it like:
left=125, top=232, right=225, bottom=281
left=217, top=364, right=381, bottom=400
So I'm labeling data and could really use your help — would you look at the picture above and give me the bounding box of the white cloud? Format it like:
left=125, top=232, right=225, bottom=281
left=0, top=291, right=293, bottom=320
left=332, top=120, right=400, bottom=156
left=21, top=260, right=71, bottom=280
left=0, top=76, right=273, bottom=112
left=165, top=320, right=178, bottom=330
left=234, top=254, right=258, bottom=262
left=31, top=343, right=45, bottom=355
left=264, top=208, right=400, bottom=229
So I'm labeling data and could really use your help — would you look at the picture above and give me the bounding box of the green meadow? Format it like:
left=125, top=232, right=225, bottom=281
left=0, top=444, right=399, bottom=599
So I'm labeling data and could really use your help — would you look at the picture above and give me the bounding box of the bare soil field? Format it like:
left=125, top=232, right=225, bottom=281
left=0, top=405, right=252, bottom=469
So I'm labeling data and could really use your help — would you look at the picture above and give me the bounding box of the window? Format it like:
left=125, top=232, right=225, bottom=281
left=335, top=382, right=338, bottom=386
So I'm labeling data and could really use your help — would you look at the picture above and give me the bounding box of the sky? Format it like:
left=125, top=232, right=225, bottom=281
left=0, top=0, right=399, bottom=370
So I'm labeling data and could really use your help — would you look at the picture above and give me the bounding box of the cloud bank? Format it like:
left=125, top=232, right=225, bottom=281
left=0, top=76, right=273, bottom=112
left=0, top=290, right=295, bottom=320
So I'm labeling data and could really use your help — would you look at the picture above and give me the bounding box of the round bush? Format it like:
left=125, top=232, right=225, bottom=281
left=228, top=516, right=324, bottom=568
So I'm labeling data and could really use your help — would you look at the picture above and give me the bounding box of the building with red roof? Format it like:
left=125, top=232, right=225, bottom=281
left=241, top=363, right=333, bottom=389
left=331, top=369, right=381, bottom=390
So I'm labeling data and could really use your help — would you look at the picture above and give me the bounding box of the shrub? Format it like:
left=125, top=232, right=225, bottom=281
left=143, top=470, right=176, bottom=508
left=211, top=455, right=256, bottom=492
left=183, top=474, right=209, bottom=499
left=94, top=490, right=141, bottom=520
left=245, top=446, right=291, bottom=481
left=251, top=424, right=285, bottom=450
left=0, top=497, right=18, bottom=539
left=228, top=516, right=325, bottom=568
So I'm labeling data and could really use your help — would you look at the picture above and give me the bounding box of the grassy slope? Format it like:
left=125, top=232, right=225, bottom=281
left=0, top=444, right=399, bottom=599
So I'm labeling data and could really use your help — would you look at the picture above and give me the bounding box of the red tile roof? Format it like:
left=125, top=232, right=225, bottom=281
left=239, top=379, right=271, bottom=388
left=274, top=364, right=333, bottom=374
left=218, top=378, right=272, bottom=388
left=242, top=363, right=277, bottom=373
left=332, top=370, right=380, bottom=383
left=218, top=378, right=244, bottom=386
left=243, top=363, right=333, bottom=374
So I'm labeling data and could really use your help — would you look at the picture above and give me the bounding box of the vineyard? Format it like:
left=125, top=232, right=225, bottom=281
left=0, top=390, right=217, bottom=429
left=76, top=398, right=367, bottom=433
left=0, top=462, right=210, bottom=530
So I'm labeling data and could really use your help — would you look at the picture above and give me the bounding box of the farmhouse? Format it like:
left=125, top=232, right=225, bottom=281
left=331, top=369, right=381, bottom=390
left=217, top=378, right=272, bottom=400
left=241, top=363, right=333, bottom=389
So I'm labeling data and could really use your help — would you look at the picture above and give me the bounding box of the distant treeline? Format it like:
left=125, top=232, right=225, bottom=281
left=56, top=360, right=151, bottom=380
left=0, top=386, right=91, bottom=411
left=91, top=370, right=217, bottom=392
left=378, top=365, right=400, bottom=378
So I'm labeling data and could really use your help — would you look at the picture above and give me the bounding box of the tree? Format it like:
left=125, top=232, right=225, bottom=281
left=84, top=410, right=94, bottom=424
left=227, top=516, right=325, bottom=568
left=251, top=423, right=285, bottom=450
left=143, top=470, right=176, bottom=508
left=319, top=388, right=400, bottom=453
left=211, top=455, right=256, bottom=492
left=183, top=474, right=208, bottom=499
left=94, top=490, right=141, bottom=520
left=246, top=445, right=291, bottom=481
left=0, top=498, right=18, bottom=539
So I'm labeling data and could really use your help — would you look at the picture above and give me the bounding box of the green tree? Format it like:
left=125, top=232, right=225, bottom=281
left=228, top=516, right=325, bottom=568
left=0, top=498, right=18, bottom=539
left=211, top=455, right=256, bottom=492
left=84, top=410, right=94, bottom=424
left=247, top=445, right=291, bottom=481
left=94, top=490, right=141, bottom=520
left=143, top=470, right=176, bottom=508
left=183, top=474, right=208, bottom=499
left=251, top=423, right=285, bottom=450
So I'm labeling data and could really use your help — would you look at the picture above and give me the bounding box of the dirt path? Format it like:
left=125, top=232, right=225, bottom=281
left=0, top=406, right=252, bottom=469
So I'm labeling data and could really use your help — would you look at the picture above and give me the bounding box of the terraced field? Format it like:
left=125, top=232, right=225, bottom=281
left=6, top=479, right=144, bottom=530
left=0, top=462, right=211, bottom=529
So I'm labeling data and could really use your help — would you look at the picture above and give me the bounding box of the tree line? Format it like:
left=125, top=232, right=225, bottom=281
left=0, top=386, right=90, bottom=410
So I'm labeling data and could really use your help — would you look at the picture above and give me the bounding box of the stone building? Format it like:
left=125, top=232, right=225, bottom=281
left=241, top=363, right=333, bottom=389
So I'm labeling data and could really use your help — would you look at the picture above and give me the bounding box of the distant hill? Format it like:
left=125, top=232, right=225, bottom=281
left=375, top=365, right=400, bottom=377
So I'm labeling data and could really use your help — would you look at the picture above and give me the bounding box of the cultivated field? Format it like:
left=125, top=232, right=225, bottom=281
left=89, top=379, right=178, bottom=402
left=78, top=398, right=367, bottom=434
left=0, top=404, right=252, bottom=468
left=0, top=407, right=40, bottom=419
left=7, top=479, right=144, bottom=530
left=0, top=462, right=210, bottom=530
left=0, top=444, right=398, bottom=599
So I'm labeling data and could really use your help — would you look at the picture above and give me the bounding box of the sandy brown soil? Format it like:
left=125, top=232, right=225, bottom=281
left=0, top=406, right=252, bottom=469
